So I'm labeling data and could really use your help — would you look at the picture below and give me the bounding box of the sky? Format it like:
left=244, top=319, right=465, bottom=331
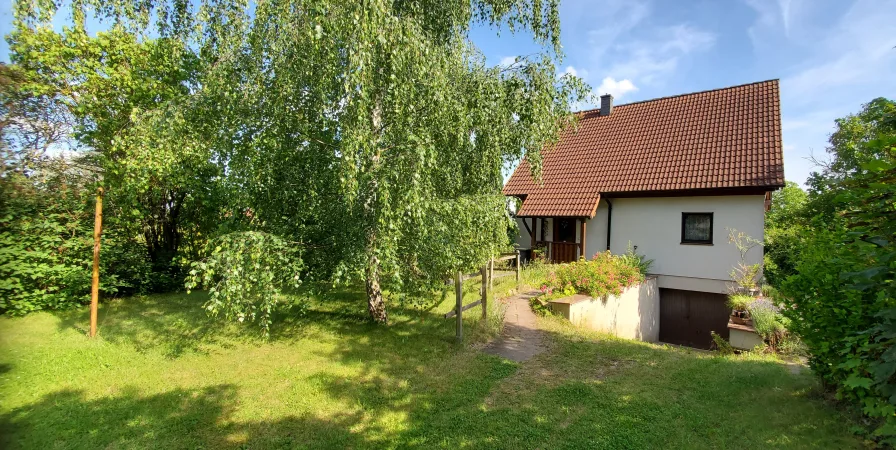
left=471, top=0, right=896, bottom=186
left=2, top=0, right=894, bottom=186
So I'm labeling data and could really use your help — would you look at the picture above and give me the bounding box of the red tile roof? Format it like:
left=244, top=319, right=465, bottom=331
left=504, top=79, right=785, bottom=218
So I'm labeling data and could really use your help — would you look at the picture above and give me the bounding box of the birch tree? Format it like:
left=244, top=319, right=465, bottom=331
left=15, top=0, right=588, bottom=324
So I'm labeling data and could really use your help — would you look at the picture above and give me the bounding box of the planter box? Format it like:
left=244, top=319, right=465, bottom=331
left=728, top=321, right=764, bottom=350
left=547, top=277, right=659, bottom=342
left=729, top=311, right=753, bottom=326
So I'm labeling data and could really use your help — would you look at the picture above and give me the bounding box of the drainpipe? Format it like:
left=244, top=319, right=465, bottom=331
left=605, top=199, right=613, bottom=251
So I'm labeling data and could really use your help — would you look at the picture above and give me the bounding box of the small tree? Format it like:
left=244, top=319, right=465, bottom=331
left=727, top=228, right=763, bottom=293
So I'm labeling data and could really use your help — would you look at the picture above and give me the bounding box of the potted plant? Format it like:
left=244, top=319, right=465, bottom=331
left=728, top=294, right=753, bottom=325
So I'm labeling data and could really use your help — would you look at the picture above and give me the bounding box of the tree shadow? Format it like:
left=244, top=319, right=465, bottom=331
left=52, top=291, right=249, bottom=358
left=0, top=384, right=376, bottom=449
left=16, top=285, right=862, bottom=448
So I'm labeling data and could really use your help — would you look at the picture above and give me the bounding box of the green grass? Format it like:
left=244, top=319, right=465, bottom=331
left=0, top=275, right=863, bottom=449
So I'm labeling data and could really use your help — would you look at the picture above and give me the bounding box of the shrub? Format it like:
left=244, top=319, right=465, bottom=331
left=186, top=231, right=305, bottom=336
left=727, top=228, right=763, bottom=292
left=747, top=298, right=786, bottom=341
left=711, top=331, right=735, bottom=355
left=541, top=251, right=643, bottom=299
left=620, top=241, right=654, bottom=275
left=727, top=294, right=753, bottom=312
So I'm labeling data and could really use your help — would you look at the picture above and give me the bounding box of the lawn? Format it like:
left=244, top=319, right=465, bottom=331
left=0, top=277, right=863, bottom=449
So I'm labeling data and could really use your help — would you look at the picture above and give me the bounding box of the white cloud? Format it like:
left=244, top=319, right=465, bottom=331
left=782, top=0, right=896, bottom=98
left=584, top=0, right=650, bottom=59
left=607, top=25, right=715, bottom=84
left=744, top=0, right=793, bottom=43
left=595, top=77, right=638, bottom=99
left=562, top=65, right=590, bottom=80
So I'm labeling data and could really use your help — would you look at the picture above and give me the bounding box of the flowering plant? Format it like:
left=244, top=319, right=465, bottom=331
left=539, top=251, right=644, bottom=299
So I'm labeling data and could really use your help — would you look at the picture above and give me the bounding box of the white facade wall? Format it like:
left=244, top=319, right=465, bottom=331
left=514, top=195, right=766, bottom=294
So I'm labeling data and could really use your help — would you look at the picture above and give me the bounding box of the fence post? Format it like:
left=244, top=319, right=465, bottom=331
left=515, top=250, right=521, bottom=283
left=489, top=258, right=494, bottom=292
left=455, top=271, right=463, bottom=343
left=481, top=265, right=488, bottom=319
left=89, top=188, right=104, bottom=338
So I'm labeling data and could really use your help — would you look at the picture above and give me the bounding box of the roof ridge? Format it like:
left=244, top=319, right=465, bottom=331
left=576, top=79, right=779, bottom=114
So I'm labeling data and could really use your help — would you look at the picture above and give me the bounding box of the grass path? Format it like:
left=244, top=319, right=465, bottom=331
left=0, top=283, right=864, bottom=449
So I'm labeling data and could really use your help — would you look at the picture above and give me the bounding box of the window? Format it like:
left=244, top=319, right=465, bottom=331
left=681, top=213, right=713, bottom=244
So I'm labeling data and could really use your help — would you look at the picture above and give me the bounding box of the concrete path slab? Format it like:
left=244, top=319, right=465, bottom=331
left=483, top=291, right=546, bottom=362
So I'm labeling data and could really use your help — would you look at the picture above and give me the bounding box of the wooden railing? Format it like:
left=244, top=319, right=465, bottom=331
left=550, top=242, right=578, bottom=263
left=444, top=251, right=521, bottom=343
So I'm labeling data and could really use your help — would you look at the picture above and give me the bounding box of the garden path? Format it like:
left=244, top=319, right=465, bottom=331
left=483, top=291, right=546, bottom=362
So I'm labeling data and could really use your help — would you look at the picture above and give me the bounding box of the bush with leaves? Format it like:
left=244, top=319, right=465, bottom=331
left=620, top=241, right=654, bottom=275
left=779, top=97, right=896, bottom=443
left=747, top=298, right=787, bottom=342
left=763, top=181, right=808, bottom=287
left=0, top=153, right=158, bottom=314
left=186, top=232, right=305, bottom=336
left=541, top=251, right=644, bottom=300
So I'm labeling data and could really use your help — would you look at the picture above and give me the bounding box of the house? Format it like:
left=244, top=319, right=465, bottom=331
left=503, top=79, right=785, bottom=349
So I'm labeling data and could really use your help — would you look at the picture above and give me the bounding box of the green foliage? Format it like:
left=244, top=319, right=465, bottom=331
left=540, top=251, right=643, bottom=299
left=9, top=0, right=587, bottom=323
left=746, top=298, right=786, bottom=341
left=621, top=241, right=654, bottom=275
left=186, top=232, right=305, bottom=336
left=711, top=331, right=735, bottom=355
left=766, top=181, right=808, bottom=229
left=764, top=182, right=809, bottom=287
left=726, top=228, right=763, bottom=292
left=778, top=97, right=896, bottom=443
left=0, top=147, right=161, bottom=314
left=7, top=17, right=221, bottom=294
left=0, top=166, right=94, bottom=313
left=727, top=294, right=753, bottom=312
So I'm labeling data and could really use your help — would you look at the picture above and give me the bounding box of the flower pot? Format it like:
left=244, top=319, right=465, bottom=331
left=730, top=314, right=748, bottom=325
left=730, top=309, right=752, bottom=326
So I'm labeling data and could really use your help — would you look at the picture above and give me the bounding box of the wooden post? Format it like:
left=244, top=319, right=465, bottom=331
left=481, top=265, right=488, bottom=319
left=530, top=217, right=536, bottom=248
left=580, top=219, right=587, bottom=260
left=515, top=250, right=521, bottom=282
left=89, top=188, right=104, bottom=338
left=489, top=258, right=494, bottom=292
left=455, top=271, right=463, bottom=343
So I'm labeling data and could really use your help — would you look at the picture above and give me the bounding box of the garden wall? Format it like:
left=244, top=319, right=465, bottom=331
left=548, top=276, right=659, bottom=342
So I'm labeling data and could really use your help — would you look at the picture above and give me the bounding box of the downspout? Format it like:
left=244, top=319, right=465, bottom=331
left=605, top=199, right=613, bottom=251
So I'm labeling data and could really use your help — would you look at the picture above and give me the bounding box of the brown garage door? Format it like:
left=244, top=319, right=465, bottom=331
left=659, top=288, right=730, bottom=349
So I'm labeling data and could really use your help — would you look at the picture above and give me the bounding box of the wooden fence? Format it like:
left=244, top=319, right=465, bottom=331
left=444, top=250, right=521, bottom=343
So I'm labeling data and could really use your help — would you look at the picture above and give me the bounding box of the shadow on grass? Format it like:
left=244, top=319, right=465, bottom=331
left=0, top=385, right=372, bottom=449
left=10, top=284, right=861, bottom=449
left=50, top=284, right=473, bottom=358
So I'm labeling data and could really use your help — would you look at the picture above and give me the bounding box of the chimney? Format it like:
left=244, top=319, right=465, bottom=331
left=600, top=93, right=613, bottom=116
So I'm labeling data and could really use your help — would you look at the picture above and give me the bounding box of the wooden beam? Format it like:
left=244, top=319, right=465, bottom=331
left=455, top=271, right=462, bottom=342
left=444, top=299, right=483, bottom=319
left=580, top=219, right=587, bottom=260
left=488, top=260, right=494, bottom=292
left=531, top=217, right=537, bottom=248
left=515, top=250, right=521, bottom=282
left=89, top=188, right=104, bottom=338
left=481, top=265, right=488, bottom=319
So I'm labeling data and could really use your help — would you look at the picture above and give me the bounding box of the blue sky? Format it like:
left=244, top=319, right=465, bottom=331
left=2, top=0, right=894, bottom=185
left=472, top=0, right=896, bottom=186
